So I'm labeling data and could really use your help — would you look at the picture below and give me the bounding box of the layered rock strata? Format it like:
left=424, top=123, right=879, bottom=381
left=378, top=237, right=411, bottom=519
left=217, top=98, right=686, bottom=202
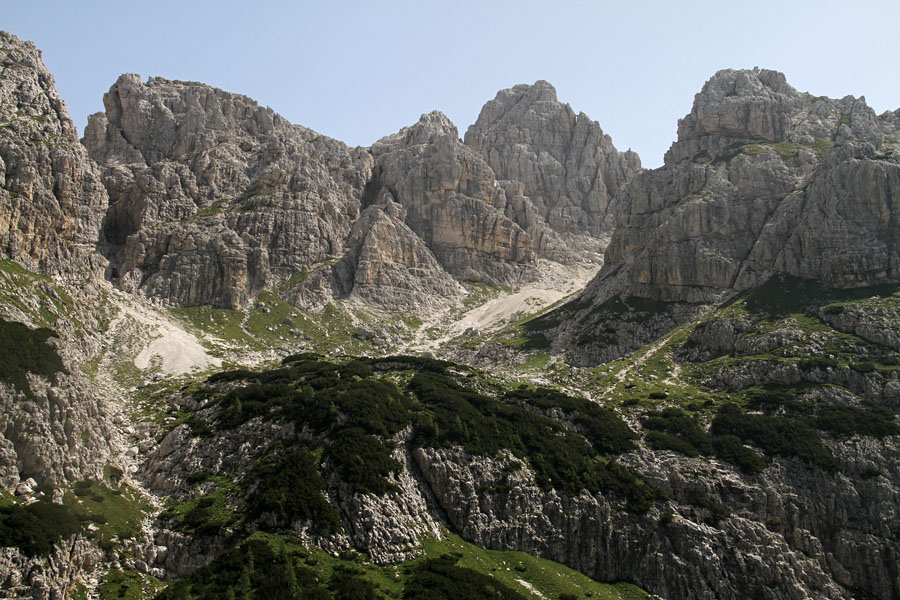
left=83, top=74, right=373, bottom=309
left=555, top=69, right=900, bottom=363
left=600, top=68, right=899, bottom=303
left=0, top=31, right=108, bottom=277
left=84, top=77, right=639, bottom=310
left=368, top=111, right=536, bottom=285
left=465, top=80, right=641, bottom=261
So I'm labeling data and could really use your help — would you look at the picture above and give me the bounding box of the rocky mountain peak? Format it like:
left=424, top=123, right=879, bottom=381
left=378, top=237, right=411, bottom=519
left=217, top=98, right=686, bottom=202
left=557, top=68, right=900, bottom=364
left=464, top=79, right=641, bottom=261
left=0, top=31, right=78, bottom=141
left=0, top=31, right=108, bottom=276
left=701, top=68, right=796, bottom=101
left=372, top=110, right=459, bottom=150
left=504, top=79, right=560, bottom=104
left=84, top=73, right=297, bottom=167
left=674, top=68, right=797, bottom=145
left=667, top=67, right=884, bottom=164
left=83, top=73, right=372, bottom=309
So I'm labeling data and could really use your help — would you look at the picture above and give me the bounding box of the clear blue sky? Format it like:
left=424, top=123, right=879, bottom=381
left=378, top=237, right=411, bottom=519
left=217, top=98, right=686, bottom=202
left=5, top=0, right=900, bottom=167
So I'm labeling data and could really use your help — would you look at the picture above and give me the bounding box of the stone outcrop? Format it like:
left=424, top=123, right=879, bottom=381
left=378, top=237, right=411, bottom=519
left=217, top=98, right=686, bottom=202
left=465, top=80, right=641, bottom=261
left=0, top=31, right=108, bottom=278
left=0, top=33, right=117, bottom=491
left=331, top=192, right=464, bottom=310
left=83, top=78, right=641, bottom=310
left=369, top=111, right=537, bottom=285
left=600, top=68, right=899, bottom=303
left=140, top=393, right=899, bottom=599
left=83, top=74, right=373, bottom=309
left=554, top=69, right=900, bottom=364
left=0, top=537, right=102, bottom=599
left=414, top=445, right=867, bottom=600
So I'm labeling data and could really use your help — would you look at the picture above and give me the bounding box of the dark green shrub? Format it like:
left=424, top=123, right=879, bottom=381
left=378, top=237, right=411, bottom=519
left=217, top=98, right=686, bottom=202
left=186, top=471, right=209, bottom=484
left=503, top=387, right=637, bottom=455
left=0, top=318, right=65, bottom=396
left=186, top=416, right=213, bottom=438
left=205, top=367, right=257, bottom=383
left=404, top=555, right=528, bottom=600
left=711, top=404, right=837, bottom=471
left=324, top=428, right=401, bottom=495
left=695, top=495, right=731, bottom=526
left=813, top=406, right=900, bottom=438
left=861, top=466, right=883, bottom=479
left=799, top=357, right=838, bottom=370
left=645, top=431, right=701, bottom=457
left=247, top=448, right=341, bottom=533
left=158, top=536, right=323, bottom=600
left=712, top=434, right=766, bottom=473
left=412, top=373, right=657, bottom=511
left=522, top=333, right=551, bottom=350
left=0, top=501, right=81, bottom=556
left=642, top=408, right=712, bottom=456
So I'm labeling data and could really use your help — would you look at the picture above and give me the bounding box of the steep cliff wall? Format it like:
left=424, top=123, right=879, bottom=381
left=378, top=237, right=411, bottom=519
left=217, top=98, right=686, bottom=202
left=0, top=31, right=108, bottom=278
left=465, top=80, right=641, bottom=262
left=83, top=74, right=373, bottom=309
left=553, top=69, right=900, bottom=364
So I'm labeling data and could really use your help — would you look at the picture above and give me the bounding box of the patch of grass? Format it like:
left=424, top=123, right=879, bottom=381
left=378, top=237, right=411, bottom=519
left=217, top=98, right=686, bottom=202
left=460, top=282, right=508, bottom=311
left=278, top=269, right=309, bottom=291
left=192, top=198, right=228, bottom=220
left=744, top=144, right=771, bottom=155
left=99, top=568, right=164, bottom=600
left=420, top=531, right=648, bottom=600
left=171, top=304, right=253, bottom=346
left=811, top=137, right=835, bottom=157
left=66, top=479, right=149, bottom=549
left=771, top=141, right=803, bottom=158
left=405, top=555, right=529, bottom=600
left=157, top=529, right=648, bottom=600
left=158, top=475, right=240, bottom=536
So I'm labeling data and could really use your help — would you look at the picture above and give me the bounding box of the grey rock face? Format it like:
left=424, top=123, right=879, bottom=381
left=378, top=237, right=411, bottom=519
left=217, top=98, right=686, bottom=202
left=0, top=537, right=102, bottom=600
left=602, top=68, right=898, bottom=304
left=369, top=111, right=537, bottom=285
left=465, top=80, right=641, bottom=261
left=556, top=69, right=899, bottom=364
left=332, top=193, right=464, bottom=310
left=0, top=31, right=108, bottom=277
left=412, top=445, right=860, bottom=600
left=0, top=33, right=117, bottom=490
left=83, top=77, right=636, bottom=310
left=84, top=74, right=373, bottom=309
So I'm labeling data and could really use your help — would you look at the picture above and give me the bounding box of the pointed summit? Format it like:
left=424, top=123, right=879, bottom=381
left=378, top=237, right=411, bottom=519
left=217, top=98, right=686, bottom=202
left=465, top=80, right=640, bottom=253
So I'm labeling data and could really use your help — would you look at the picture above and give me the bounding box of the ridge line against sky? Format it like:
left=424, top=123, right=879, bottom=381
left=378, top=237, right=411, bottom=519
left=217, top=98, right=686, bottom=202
left=4, top=0, right=900, bottom=168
